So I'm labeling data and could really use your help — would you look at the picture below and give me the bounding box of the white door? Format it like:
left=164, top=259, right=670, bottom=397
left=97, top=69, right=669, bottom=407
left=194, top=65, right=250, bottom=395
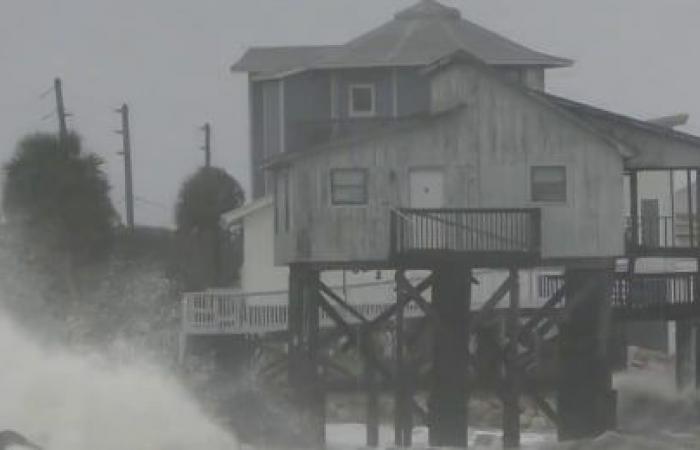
left=409, top=169, right=444, bottom=208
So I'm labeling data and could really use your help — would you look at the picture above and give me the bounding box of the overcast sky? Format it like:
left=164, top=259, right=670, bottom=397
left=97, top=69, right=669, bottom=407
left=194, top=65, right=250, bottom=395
left=2, top=0, right=700, bottom=228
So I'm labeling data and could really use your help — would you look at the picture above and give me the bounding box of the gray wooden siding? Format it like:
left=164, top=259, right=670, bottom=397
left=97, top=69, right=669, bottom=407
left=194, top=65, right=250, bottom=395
left=261, top=80, right=282, bottom=158
left=396, top=68, right=431, bottom=117
left=332, top=68, right=394, bottom=119
left=274, top=62, right=625, bottom=265
left=250, top=81, right=265, bottom=199
left=284, top=71, right=331, bottom=153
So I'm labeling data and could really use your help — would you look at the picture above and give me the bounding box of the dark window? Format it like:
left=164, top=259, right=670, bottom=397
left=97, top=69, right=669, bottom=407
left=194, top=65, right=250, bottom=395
left=349, top=84, right=375, bottom=117
left=331, top=169, right=368, bottom=205
left=531, top=166, right=566, bottom=202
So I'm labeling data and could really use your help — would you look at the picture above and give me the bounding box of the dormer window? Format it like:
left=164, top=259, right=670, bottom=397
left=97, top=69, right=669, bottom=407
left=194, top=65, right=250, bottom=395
left=349, top=84, right=376, bottom=117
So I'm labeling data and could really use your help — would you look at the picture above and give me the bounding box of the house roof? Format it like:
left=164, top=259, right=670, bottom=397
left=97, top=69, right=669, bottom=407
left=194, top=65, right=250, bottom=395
left=230, top=46, right=340, bottom=78
left=231, top=0, right=571, bottom=78
left=263, top=50, right=635, bottom=170
left=220, top=196, right=273, bottom=225
left=542, top=93, right=700, bottom=149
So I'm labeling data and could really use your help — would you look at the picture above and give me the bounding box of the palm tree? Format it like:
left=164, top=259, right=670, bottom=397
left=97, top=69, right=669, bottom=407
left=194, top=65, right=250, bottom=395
left=175, top=166, right=245, bottom=287
left=3, top=132, right=117, bottom=303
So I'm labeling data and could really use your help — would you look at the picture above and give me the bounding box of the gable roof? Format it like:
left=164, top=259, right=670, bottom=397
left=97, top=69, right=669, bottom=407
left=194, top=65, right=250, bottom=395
left=230, top=46, right=339, bottom=78
left=231, top=0, right=571, bottom=78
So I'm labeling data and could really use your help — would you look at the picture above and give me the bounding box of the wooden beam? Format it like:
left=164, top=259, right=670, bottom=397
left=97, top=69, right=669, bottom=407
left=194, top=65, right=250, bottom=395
left=472, top=274, right=516, bottom=330
left=397, top=272, right=439, bottom=325
left=317, top=279, right=368, bottom=324
left=519, top=285, right=565, bottom=340
left=368, top=273, right=435, bottom=328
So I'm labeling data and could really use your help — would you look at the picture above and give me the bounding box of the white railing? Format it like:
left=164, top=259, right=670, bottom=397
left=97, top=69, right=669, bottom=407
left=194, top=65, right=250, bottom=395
left=182, top=280, right=425, bottom=336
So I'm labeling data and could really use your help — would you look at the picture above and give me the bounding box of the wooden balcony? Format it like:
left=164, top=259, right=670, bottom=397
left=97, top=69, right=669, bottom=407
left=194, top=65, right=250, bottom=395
left=536, top=272, right=698, bottom=321
left=626, top=214, right=700, bottom=256
left=612, top=272, right=698, bottom=320
left=390, top=208, right=541, bottom=267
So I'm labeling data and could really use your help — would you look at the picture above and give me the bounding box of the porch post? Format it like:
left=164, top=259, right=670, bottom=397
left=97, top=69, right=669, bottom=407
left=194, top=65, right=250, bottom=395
left=629, top=170, right=639, bottom=250
left=428, top=265, right=470, bottom=447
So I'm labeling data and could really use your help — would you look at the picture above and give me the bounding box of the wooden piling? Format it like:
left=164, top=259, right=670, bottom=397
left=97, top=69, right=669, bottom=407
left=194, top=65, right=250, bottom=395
left=675, top=320, right=693, bottom=391
left=394, top=274, right=412, bottom=447
left=288, top=265, right=325, bottom=447
left=503, top=268, right=520, bottom=448
left=362, top=325, right=380, bottom=447
left=428, top=266, right=470, bottom=447
left=557, top=268, right=616, bottom=441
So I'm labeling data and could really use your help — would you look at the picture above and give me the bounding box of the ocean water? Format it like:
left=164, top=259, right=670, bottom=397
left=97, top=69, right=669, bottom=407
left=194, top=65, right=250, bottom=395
left=0, top=314, right=238, bottom=450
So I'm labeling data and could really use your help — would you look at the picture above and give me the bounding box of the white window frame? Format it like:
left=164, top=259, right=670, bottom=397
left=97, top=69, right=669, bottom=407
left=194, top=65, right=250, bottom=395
left=330, top=168, right=368, bottom=206
left=348, top=84, right=376, bottom=118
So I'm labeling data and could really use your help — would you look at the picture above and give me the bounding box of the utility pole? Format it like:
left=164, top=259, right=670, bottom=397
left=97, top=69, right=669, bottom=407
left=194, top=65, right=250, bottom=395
left=54, top=77, right=68, bottom=144
left=202, top=122, right=211, bottom=167
left=116, top=104, right=135, bottom=230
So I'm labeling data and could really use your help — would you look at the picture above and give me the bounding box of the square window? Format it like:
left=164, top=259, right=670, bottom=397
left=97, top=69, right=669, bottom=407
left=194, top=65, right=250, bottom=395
left=531, top=166, right=566, bottom=202
left=349, top=84, right=375, bottom=117
left=331, top=169, right=368, bottom=205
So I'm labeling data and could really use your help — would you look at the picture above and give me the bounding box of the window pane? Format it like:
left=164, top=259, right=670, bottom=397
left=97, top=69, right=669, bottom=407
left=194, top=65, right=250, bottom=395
left=351, top=86, right=373, bottom=113
left=331, top=169, right=367, bottom=205
left=532, top=166, right=565, bottom=183
left=532, top=166, right=566, bottom=202
left=333, top=169, right=365, bottom=186
left=333, top=187, right=365, bottom=204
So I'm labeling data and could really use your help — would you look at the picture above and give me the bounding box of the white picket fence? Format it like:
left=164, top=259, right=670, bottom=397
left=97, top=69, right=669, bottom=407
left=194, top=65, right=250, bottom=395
left=181, top=280, right=425, bottom=336
left=181, top=271, right=562, bottom=336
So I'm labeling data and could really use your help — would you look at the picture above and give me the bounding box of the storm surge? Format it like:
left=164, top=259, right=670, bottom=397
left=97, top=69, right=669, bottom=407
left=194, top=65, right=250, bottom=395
left=0, top=313, right=238, bottom=450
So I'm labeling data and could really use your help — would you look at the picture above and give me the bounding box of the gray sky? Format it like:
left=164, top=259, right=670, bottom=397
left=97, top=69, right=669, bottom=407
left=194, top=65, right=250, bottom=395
left=2, top=0, right=700, bottom=228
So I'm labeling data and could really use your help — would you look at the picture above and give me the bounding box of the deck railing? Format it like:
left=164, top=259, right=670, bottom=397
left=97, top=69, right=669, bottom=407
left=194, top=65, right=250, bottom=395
left=532, top=272, right=697, bottom=311
left=612, top=273, right=696, bottom=310
left=182, top=282, right=424, bottom=335
left=391, top=208, right=541, bottom=256
left=626, top=214, right=700, bottom=252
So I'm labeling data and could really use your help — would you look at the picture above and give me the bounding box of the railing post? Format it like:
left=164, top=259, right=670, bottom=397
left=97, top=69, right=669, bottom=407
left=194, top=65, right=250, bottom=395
left=390, top=209, right=397, bottom=259
left=630, top=171, right=639, bottom=250
left=532, top=209, right=542, bottom=253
